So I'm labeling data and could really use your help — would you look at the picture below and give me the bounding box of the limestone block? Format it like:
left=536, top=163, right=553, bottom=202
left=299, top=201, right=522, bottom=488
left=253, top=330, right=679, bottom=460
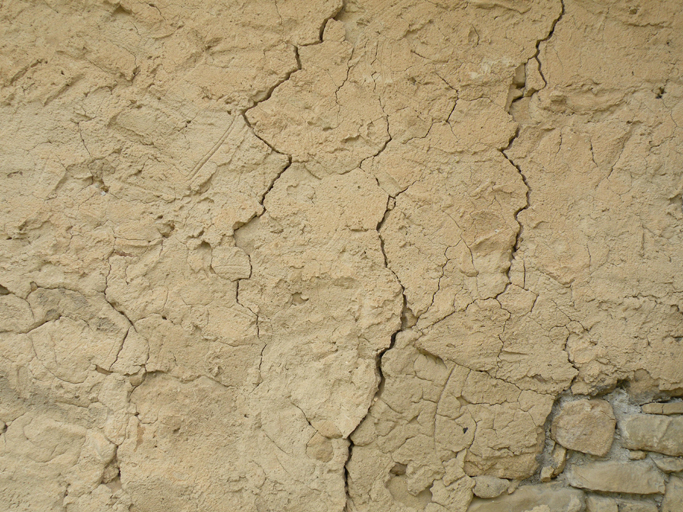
left=472, top=475, right=509, bottom=499
left=652, top=453, right=683, bottom=473
left=620, top=415, right=683, bottom=456
left=551, top=445, right=568, bottom=476
left=551, top=399, right=616, bottom=456
left=662, top=476, right=683, bottom=512
left=540, top=466, right=554, bottom=482
left=468, top=484, right=584, bottom=512
left=586, top=496, right=618, bottom=512
left=642, top=402, right=683, bottom=415
left=565, top=461, right=666, bottom=495
left=617, top=500, right=659, bottom=512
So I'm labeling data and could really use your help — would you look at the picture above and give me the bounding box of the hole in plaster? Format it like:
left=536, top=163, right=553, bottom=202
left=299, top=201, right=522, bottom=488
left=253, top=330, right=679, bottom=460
left=390, top=463, right=407, bottom=476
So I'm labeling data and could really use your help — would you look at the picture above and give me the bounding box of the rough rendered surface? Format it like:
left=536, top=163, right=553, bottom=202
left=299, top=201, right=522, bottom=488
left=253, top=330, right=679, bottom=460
left=0, top=0, right=682, bottom=511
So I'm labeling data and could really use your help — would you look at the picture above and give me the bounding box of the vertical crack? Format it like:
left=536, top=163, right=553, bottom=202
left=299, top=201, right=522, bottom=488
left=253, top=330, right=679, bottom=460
left=501, top=128, right=531, bottom=287
left=233, top=8, right=344, bottom=385
left=532, top=0, right=565, bottom=87
left=343, top=198, right=411, bottom=511
left=500, top=0, right=565, bottom=292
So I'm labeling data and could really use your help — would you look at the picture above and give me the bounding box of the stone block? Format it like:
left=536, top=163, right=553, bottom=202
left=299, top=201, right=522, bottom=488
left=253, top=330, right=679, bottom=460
left=642, top=402, right=683, bottom=415
left=652, top=453, right=683, bottom=473
left=472, top=475, right=509, bottom=499
left=662, top=476, right=683, bottom=512
left=467, top=484, right=584, bottom=512
left=617, top=500, right=659, bottom=512
left=620, top=414, right=683, bottom=456
left=565, top=461, right=665, bottom=494
left=551, top=399, right=615, bottom=456
left=585, top=496, right=618, bottom=512
left=586, top=496, right=619, bottom=512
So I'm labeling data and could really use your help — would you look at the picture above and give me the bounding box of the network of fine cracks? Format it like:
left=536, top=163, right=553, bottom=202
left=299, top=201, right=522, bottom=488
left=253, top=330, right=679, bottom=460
left=342, top=2, right=569, bottom=507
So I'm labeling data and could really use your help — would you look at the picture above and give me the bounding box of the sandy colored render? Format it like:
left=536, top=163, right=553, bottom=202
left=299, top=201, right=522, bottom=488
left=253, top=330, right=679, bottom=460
left=0, top=0, right=682, bottom=511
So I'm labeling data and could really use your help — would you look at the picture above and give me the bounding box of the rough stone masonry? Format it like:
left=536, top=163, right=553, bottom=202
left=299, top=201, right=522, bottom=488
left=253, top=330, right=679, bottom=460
left=0, top=0, right=682, bottom=511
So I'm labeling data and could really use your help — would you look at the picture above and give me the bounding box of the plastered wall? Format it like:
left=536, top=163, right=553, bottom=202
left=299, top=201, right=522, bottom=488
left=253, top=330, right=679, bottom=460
left=1, top=1, right=682, bottom=511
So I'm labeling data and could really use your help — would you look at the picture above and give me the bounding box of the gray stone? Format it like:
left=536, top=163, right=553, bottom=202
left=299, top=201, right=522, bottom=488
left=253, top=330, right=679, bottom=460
left=565, top=461, right=666, bottom=494
left=652, top=453, right=683, bottom=473
left=467, top=484, right=584, bottom=512
left=551, top=399, right=616, bottom=456
left=586, top=496, right=618, bottom=512
left=642, top=402, right=683, bottom=415
left=472, top=475, right=509, bottom=499
left=662, top=476, right=683, bottom=512
left=620, top=414, right=683, bottom=456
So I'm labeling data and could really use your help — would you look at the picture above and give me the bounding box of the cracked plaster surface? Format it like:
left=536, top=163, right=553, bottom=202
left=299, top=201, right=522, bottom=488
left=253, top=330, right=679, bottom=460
left=0, top=0, right=682, bottom=511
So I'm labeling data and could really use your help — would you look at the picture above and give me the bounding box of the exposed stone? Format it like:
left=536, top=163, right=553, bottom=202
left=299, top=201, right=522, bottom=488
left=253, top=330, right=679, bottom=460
left=620, top=414, right=683, bottom=456
left=468, top=484, right=584, bottom=512
left=472, top=475, right=510, bottom=499
left=617, top=500, right=659, bottom=512
left=540, top=466, right=554, bottom=482
left=652, top=453, right=683, bottom=473
left=550, top=399, right=616, bottom=456
left=551, top=445, right=568, bottom=477
left=565, top=461, right=666, bottom=495
left=642, top=402, right=683, bottom=415
left=662, top=476, right=683, bottom=512
left=585, top=496, right=618, bottom=512
left=628, top=450, right=647, bottom=460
